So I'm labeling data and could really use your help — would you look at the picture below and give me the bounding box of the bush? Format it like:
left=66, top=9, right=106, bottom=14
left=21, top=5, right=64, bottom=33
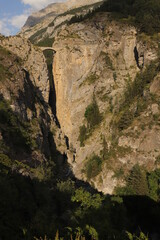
left=36, top=37, right=54, bottom=47
left=71, top=187, right=103, bottom=209
left=0, top=98, right=35, bottom=152
left=78, top=97, right=101, bottom=146
left=115, top=164, right=149, bottom=196
left=85, top=154, right=102, bottom=180
left=113, top=60, right=160, bottom=131
left=68, top=0, right=160, bottom=35
left=29, top=28, right=47, bottom=43
left=57, top=179, right=75, bottom=194
left=84, top=98, right=101, bottom=129
left=79, top=125, right=87, bottom=147
left=147, top=169, right=160, bottom=201
left=85, top=73, right=99, bottom=85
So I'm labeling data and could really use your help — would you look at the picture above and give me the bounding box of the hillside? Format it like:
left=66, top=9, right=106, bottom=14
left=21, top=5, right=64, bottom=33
left=0, top=0, right=160, bottom=239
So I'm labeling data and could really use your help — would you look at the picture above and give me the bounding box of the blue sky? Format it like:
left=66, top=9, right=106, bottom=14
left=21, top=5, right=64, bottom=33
left=0, top=0, right=66, bottom=36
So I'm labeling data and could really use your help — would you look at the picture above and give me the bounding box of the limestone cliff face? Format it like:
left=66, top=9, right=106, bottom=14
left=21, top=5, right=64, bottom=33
left=53, top=13, right=159, bottom=193
left=0, top=36, right=49, bottom=102
left=0, top=36, right=65, bottom=176
left=2, top=3, right=160, bottom=193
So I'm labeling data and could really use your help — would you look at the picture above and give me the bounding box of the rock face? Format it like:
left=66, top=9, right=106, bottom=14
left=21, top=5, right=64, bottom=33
left=52, top=13, right=159, bottom=193
left=0, top=36, right=65, bottom=174
left=0, top=36, right=49, bottom=102
left=21, top=0, right=103, bottom=41
left=1, top=2, right=160, bottom=194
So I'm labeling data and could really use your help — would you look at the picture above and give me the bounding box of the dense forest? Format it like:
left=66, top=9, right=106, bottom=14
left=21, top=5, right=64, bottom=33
left=0, top=152, right=160, bottom=240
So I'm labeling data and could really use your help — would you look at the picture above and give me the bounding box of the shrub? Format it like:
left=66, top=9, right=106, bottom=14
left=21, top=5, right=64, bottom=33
left=85, top=73, right=99, bottom=85
left=78, top=97, right=101, bottom=146
left=36, top=37, right=54, bottom=47
left=85, top=154, right=102, bottom=180
left=29, top=28, right=47, bottom=43
left=113, top=72, right=117, bottom=81
left=79, top=125, right=87, bottom=147
left=126, top=231, right=149, bottom=240
left=71, top=187, right=103, bottom=209
left=113, top=60, right=160, bottom=131
left=115, top=165, right=149, bottom=196
left=147, top=169, right=160, bottom=201
left=127, top=165, right=149, bottom=195
left=0, top=98, right=35, bottom=152
left=57, top=179, right=75, bottom=194
left=0, top=154, right=12, bottom=173
left=100, top=136, right=109, bottom=160
left=84, top=98, right=101, bottom=129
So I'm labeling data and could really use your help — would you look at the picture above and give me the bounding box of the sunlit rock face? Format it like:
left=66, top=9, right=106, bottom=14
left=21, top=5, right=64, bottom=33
left=52, top=13, right=159, bottom=193
left=2, top=0, right=159, bottom=194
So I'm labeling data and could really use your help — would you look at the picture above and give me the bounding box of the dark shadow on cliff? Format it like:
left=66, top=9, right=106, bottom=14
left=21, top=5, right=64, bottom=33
left=43, top=49, right=61, bottom=128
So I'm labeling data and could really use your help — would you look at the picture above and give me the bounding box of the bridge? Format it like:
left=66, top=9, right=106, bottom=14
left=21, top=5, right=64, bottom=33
left=39, top=47, right=56, bottom=53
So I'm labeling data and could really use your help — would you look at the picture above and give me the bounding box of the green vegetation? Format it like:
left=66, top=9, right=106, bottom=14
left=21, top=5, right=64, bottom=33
left=126, top=231, right=149, bottom=240
left=80, top=73, right=99, bottom=87
left=0, top=46, right=18, bottom=81
left=78, top=97, right=102, bottom=146
left=113, top=72, right=117, bottom=81
left=113, top=60, right=160, bottom=131
left=115, top=164, right=149, bottom=196
left=115, top=164, right=160, bottom=201
left=85, top=154, right=102, bottom=180
left=0, top=63, right=12, bottom=81
left=72, top=187, right=103, bottom=209
left=105, top=0, right=160, bottom=35
left=68, top=0, right=160, bottom=35
left=1, top=1, right=160, bottom=238
left=85, top=73, right=99, bottom=84
left=36, top=37, right=54, bottom=47
left=69, top=10, right=96, bottom=24
left=0, top=145, right=160, bottom=240
left=49, top=2, right=102, bottom=27
left=113, top=167, right=124, bottom=179
left=100, top=51, right=114, bottom=70
left=0, top=98, right=36, bottom=152
left=79, top=124, right=87, bottom=147
left=147, top=169, right=160, bottom=201
left=100, top=136, right=109, bottom=160
left=29, top=28, right=47, bottom=43
left=84, top=97, right=101, bottom=128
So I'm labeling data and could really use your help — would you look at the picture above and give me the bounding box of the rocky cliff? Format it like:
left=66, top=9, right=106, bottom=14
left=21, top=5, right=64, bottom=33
left=20, top=0, right=103, bottom=43
left=0, top=35, right=67, bottom=179
left=1, top=1, right=160, bottom=194
left=52, top=13, right=160, bottom=193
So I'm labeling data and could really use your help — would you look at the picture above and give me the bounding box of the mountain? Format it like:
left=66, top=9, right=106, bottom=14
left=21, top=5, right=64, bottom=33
left=18, top=0, right=160, bottom=194
left=0, top=0, right=160, bottom=239
left=20, top=0, right=103, bottom=41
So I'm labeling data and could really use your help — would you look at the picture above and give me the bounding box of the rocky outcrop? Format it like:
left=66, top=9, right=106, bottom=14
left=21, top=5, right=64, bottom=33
left=52, top=13, right=159, bottom=193
left=0, top=36, right=50, bottom=102
left=0, top=36, right=67, bottom=175
left=2, top=2, right=159, bottom=194
left=23, top=0, right=102, bottom=29
left=20, top=0, right=103, bottom=43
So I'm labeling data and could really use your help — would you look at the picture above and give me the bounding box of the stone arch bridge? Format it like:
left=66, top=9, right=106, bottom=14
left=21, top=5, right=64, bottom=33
left=39, top=47, right=56, bottom=53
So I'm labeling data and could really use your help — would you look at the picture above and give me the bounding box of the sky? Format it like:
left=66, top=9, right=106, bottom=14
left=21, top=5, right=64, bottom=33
left=0, top=0, right=66, bottom=36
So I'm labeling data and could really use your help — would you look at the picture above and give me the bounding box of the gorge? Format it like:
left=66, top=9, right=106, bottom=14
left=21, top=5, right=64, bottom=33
left=0, top=0, right=160, bottom=239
